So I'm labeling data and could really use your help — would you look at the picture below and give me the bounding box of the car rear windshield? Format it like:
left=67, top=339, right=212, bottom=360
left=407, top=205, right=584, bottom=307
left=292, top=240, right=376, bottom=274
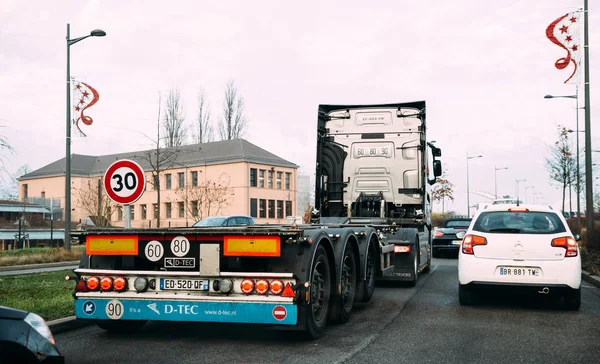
left=472, top=211, right=566, bottom=234
left=445, top=220, right=471, bottom=228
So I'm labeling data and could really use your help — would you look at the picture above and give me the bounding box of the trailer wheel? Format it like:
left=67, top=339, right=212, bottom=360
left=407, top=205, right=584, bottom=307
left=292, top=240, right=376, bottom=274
left=362, top=242, right=377, bottom=302
left=422, top=240, right=432, bottom=274
left=407, top=241, right=419, bottom=287
left=95, top=320, right=147, bottom=333
left=329, top=245, right=357, bottom=324
left=304, top=245, right=332, bottom=339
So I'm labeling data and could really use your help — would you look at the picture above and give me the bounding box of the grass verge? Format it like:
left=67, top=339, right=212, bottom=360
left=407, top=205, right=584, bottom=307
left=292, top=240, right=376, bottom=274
left=0, top=246, right=84, bottom=267
left=0, top=269, right=75, bottom=321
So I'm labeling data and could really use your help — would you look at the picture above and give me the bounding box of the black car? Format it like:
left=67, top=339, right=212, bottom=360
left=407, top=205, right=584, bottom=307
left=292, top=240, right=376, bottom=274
left=0, top=305, right=64, bottom=363
left=192, top=215, right=255, bottom=227
left=431, top=218, right=472, bottom=258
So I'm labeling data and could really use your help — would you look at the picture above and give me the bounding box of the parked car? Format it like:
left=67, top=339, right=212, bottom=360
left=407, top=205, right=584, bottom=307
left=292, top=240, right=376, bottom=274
left=432, top=218, right=472, bottom=257
left=0, top=305, right=64, bottom=363
left=192, top=215, right=255, bottom=227
left=457, top=204, right=581, bottom=310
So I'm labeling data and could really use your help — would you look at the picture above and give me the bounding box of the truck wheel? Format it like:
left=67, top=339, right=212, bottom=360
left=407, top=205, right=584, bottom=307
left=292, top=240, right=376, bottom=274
left=304, top=245, right=332, bottom=339
left=95, top=320, right=147, bottom=333
left=329, top=245, right=357, bottom=324
left=362, top=242, right=377, bottom=302
left=422, top=245, right=432, bottom=274
left=407, top=242, right=419, bottom=287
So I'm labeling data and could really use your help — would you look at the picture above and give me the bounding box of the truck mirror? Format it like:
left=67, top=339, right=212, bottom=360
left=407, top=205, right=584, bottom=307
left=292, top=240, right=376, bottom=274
left=432, top=147, right=441, bottom=157
left=433, top=160, right=442, bottom=177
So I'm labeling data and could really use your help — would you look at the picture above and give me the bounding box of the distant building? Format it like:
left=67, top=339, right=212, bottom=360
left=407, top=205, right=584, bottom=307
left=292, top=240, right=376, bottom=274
left=18, top=139, right=298, bottom=228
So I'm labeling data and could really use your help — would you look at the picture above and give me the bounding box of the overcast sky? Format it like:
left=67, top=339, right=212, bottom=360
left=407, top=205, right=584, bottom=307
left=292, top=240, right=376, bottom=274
left=0, top=0, right=598, bottom=215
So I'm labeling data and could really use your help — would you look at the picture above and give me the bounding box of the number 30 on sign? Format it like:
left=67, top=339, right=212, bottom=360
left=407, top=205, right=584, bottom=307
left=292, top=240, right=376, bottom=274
left=103, top=159, right=146, bottom=205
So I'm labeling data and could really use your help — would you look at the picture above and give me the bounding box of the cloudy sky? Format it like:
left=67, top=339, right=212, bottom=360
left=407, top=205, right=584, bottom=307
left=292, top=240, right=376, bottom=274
left=0, top=0, right=598, bottom=215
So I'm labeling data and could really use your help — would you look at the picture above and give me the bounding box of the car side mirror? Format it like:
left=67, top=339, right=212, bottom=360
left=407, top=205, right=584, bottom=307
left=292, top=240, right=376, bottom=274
left=574, top=234, right=581, bottom=241
left=455, top=231, right=466, bottom=239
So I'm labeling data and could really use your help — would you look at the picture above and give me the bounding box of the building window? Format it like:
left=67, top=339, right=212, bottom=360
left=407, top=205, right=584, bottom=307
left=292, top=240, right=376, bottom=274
left=141, top=204, right=147, bottom=220
left=259, top=199, right=266, bottom=218
left=117, top=206, right=123, bottom=221
left=153, top=204, right=158, bottom=219
left=178, top=172, right=185, bottom=188
left=268, top=170, right=273, bottom=188
left=178, top=202, right=185, bottom=218
left=41, top=191, right=46, bottom=199
left=285, top=173, right=291, bottom=190
left=259, top=170, right=265, bottom=188
left=165, top=203, right=172, bottom=218
left=130, top=205, right=135, bottom=220
left=285, top=201, right=292, bottom=217
left=268, top=200, right=275, bottom=218
left=277, top=200, right=283, bottom=218
left=192, top=171, right=198, bottom=187
left=250, top=168, right=257, bottom=187
left=22, top=184, right=28, bottom=201
left=191, top=200, right=198, bottom=217
left=166, top=174, right=172, bottom=189
left=153, top=175, right=159, bottom=190
left=250, top=198, right=258, bottom=217
left=276, top=172, right=282, bottom=189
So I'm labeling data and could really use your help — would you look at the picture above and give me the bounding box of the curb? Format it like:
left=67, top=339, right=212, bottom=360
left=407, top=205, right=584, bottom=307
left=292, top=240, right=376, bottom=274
left=0, top=261, right=79, bottom=272
left=47, top=316, right=93, bottom=335
left=582, top=270, right=600, bottom=288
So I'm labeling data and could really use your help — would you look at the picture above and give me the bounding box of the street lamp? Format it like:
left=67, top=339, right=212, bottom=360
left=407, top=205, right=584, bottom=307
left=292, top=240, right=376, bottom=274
left=533, top=192, right=543, bottom=204
left=515, top=179, right=526, bottom=203
left=467, top=154, right=483, bottom=217
left=525, top=186, right=535, bottom=204
left=544, top=92, right=582, bottom=225
left=65, top=24, right=106, bottom=250
left=494, top=165, right=508, bottom=199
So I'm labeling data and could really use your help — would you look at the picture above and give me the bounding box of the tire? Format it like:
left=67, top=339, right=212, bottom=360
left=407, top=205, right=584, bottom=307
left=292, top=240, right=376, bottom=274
left=407, top=242, right=419, bottom=287
left=329, top=244, right=357, bottom=324
left=422, top=246, right=432, bottom=274
left=362, top=242, right=377, bottom=302
left=458, top=284, right=477, bottom=306
left=95, top=319, right=147, bottom=333
left=303, top=245, right=332, bottom=339
left=563, top=288, right=581, bottom=311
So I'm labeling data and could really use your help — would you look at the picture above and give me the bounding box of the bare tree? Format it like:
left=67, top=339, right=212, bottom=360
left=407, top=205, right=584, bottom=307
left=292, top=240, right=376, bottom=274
left=75, top=178, right=117, bottom=227
left=163, top=88, right=187, bottom=148
left=431, top=177, right=454, bottom=214
left=0, top=125, right=14, bottom=187
left=1, top=164, right=30, bottom=201
left=175, top=180, right=234, bottom=223
left=191, top=89, right=213, bottom=144
left=219, top=80, right=247, bottom=140
left=546, top=126, right=576, bottom=214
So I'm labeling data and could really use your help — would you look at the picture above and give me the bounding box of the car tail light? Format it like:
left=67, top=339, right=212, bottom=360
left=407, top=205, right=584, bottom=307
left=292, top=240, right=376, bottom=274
left=100, top=276, right=113, bottom=291
left=551, top=236, right=578, bottom=257
left=508, top=208, right=529, bottom=212
left=113, top=276, right=128, bottom=291
left=86, top=276, right=100, bottom=291
left=394, top=245, right=410, bottom=253
left=255, top=279, right=269, bottom=295
left=281, top=283, right=296, bottom=298
left=270, top=280, right=284, bottom=295
left=434, top=231, right=444, bottom=237
left=240, top=279, right=254, bottom=294
left=462, top=234, right=488, bottom=255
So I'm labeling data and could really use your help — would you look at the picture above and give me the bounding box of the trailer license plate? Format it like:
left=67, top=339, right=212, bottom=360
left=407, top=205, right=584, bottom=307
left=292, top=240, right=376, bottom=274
left=160, top=278, right=209, bottom=291
left=498, top=267, right=540, bottom=276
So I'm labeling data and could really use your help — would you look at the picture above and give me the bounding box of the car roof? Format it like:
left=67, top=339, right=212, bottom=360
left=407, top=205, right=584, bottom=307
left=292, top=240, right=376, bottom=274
left=477, top=204, right=557, bottom=213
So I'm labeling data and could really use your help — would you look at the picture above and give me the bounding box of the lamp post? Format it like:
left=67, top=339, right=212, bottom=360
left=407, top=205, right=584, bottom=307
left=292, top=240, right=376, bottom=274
left=545, top=92, right=582, bottom=225
left=466, top=154, right=483, bottom=218
left=515, top=179, right=526, bottom=203
left=494, top=165, right=508, bottom=199
left=65, top=24, right=106, bottom=250
left=525, top=186, right=535, bottom=204
left=533, top=192, right=543, bottom=204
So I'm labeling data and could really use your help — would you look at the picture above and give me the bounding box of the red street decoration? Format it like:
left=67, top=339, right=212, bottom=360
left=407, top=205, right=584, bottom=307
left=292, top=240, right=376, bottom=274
left=545, top=11, right=581, bottom=84
left=73, top=80, right=100, bottom=136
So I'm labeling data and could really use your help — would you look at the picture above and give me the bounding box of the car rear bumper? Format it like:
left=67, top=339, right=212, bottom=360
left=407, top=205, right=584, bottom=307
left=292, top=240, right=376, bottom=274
left=461, top=281, right=577, bottom=296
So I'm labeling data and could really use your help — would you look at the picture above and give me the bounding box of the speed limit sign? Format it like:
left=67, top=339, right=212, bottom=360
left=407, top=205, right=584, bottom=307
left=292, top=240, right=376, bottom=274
left=103, top=159, right=146, bottom=204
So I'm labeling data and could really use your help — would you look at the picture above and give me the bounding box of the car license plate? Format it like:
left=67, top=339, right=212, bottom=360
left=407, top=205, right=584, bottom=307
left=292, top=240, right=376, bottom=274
left=452, top=240, right=462, bottom=245
left=498, top=267, right=540, bottom=277
left=160, top=278, right=209, bottom=291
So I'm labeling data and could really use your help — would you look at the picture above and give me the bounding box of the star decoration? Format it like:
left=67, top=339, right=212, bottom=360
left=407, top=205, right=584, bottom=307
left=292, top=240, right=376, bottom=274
left=572, top=44, right=578, bottom=51
left=75, top=84, right=82, bottom=89
left=565, top=35, right=573, bottom=42
left=570, top=16, right=577, bottom=23
left=79, top=98, right=85, bottom=105
left=82, top=91, right=90, bottom=98
left=560, top=25, right=569, bottom=33
left=75, top=106, right=81, bottom=111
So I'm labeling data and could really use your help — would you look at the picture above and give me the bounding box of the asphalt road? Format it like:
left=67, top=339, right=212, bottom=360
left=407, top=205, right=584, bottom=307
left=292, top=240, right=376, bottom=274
left=55, top=259, right=600, bottom=364
left=0, top=262, right=78, bottom=276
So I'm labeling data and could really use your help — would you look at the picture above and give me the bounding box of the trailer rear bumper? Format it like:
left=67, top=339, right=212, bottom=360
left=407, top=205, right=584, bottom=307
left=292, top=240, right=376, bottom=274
left=75, top=298, right=297, bottom=325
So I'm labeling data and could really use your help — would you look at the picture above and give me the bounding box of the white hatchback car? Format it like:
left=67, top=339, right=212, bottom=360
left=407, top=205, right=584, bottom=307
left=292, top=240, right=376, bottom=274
left=457, top=204, right=581, bottom=310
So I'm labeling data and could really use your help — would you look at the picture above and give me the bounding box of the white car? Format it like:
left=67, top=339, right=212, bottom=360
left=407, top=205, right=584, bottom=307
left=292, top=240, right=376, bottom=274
left=457, top=204, right=581, bottom=310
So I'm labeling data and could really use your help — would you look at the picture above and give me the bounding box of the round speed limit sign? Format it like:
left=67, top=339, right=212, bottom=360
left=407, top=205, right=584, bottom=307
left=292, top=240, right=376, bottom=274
left=103, top=159, right=146, bottom=204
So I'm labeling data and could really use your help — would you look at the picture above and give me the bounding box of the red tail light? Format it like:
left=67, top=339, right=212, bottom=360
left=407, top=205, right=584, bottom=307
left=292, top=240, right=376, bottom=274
left=551, top=236, right=578, bottom=257
left=76, top=279, right=88, bottom=292
left=462, top=234, right=488, bottom=255
left=394, top=245, right=410, bottom=253
left=240, top=279, right=254, bottom=294
left=434, top=231, right=444, bottom=237
left=86, top=276, right=100, bottom=291
left=255, top=279, right=269, bottom=295
left=100, top=277, right=113, bottom=291
left=270, top=280, right=284, bottom=295
left=281, top=283, right=296, bottom=298
left=113, top=276, right=128, bottom=291
left=508, top=208, right=529, bottom=212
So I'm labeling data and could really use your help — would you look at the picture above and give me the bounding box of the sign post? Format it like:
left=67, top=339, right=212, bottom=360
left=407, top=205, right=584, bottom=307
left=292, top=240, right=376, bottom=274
left=103, top=159, right=146, bottom=228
